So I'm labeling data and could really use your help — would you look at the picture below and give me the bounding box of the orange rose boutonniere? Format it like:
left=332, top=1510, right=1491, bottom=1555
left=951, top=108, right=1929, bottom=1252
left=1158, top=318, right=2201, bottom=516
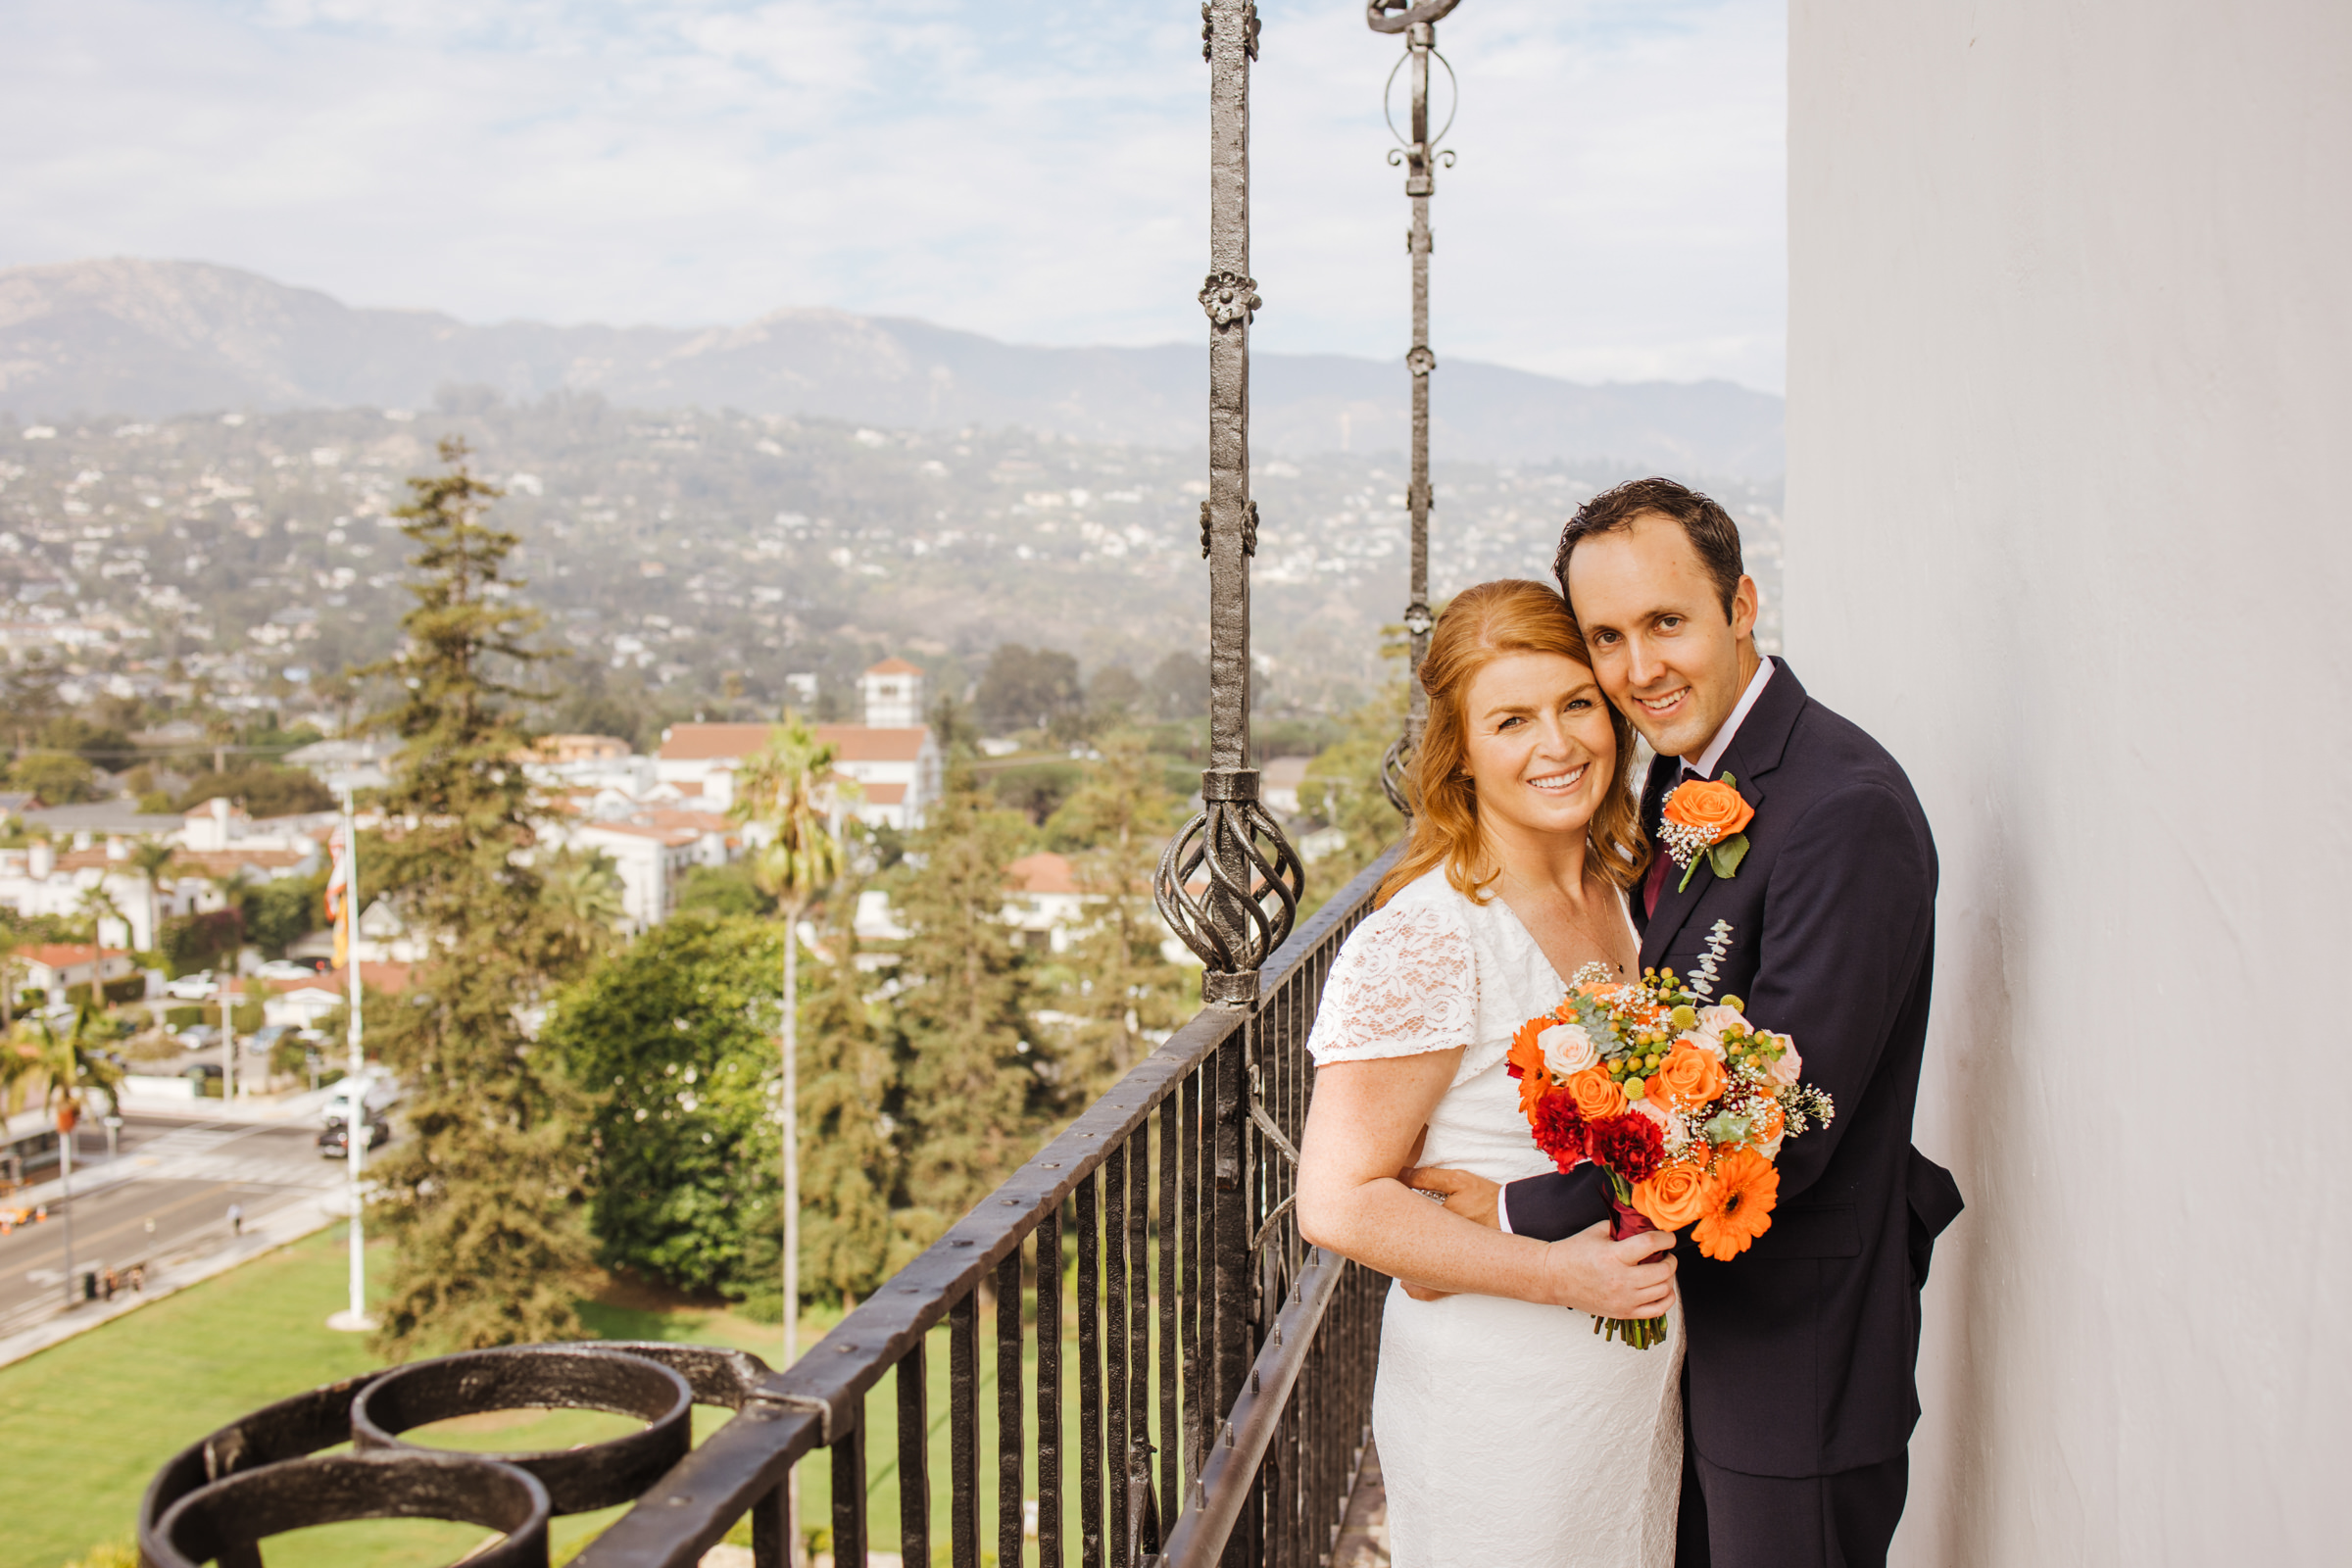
left=1660, top=774, right=1757, bottom=892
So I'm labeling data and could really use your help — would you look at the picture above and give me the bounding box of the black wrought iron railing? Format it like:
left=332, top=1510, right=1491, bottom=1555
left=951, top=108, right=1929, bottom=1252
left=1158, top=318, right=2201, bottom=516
left=137, top=845, right=1399, bottom=1568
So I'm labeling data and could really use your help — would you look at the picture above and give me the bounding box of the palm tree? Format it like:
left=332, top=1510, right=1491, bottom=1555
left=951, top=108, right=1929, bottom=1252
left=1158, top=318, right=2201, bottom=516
left=127, top=837, right=178, bottom=956
left=29, top=1004, right=124, bottom=1303
left=727, top=717, right=851, bottom=1382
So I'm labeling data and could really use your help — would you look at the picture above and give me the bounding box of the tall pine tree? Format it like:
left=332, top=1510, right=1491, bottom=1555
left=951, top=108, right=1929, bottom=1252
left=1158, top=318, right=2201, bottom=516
left=363, top=437, right=604, bottom=1354
left=889, top=754, right=1053, bottom=1237
left=1046, top=730, right=1194, bottom=1100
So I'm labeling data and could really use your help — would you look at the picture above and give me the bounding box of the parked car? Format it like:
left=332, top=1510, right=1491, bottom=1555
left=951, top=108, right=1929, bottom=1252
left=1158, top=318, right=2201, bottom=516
left=164, top=971, right=219, bottom=1001
left=319, top=1071, right=398, bottom=1125
left=253, top=959, right=320, bottom=981
left=176, top=1025, right=222, bottom=1052
left=317, top=1116, right=390, bottom=1158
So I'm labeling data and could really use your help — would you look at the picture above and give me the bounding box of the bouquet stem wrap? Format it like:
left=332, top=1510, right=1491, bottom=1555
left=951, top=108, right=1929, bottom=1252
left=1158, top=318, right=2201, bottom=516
left=1598, top=1173, right=1671, bottom=1350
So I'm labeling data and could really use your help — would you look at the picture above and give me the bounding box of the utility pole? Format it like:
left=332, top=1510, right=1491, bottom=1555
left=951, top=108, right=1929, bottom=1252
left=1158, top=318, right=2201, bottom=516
left=57, top=1096, right=77, bottom=1307
left=325, top=787, right=374, bottom=1332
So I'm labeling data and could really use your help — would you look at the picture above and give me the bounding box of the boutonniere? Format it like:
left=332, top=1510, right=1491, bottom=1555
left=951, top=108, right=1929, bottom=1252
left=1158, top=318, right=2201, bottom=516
left=1660, top=774, right=1756, bottom=892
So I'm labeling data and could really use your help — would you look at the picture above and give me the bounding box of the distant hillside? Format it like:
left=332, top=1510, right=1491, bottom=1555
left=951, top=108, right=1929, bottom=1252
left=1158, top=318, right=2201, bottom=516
left=0, top=260, right=1784, bottom=476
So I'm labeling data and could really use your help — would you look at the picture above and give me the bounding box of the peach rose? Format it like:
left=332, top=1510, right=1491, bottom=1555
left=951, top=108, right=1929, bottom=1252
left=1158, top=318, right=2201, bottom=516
left=1538, top=1022, right=1600, bottom=1078
left=1645, top=1041, right=1729, bottom=1110
left=1632, top=1160, right=1713, bottom=1230
left=1662, top=778, right=1755, bottom=841
left=1563, top=1066, right=1626, bottom=1122
left=1762, top=1032, right=1804, bottom=1087
left=1695, top=1004, right=1749, bottom=1043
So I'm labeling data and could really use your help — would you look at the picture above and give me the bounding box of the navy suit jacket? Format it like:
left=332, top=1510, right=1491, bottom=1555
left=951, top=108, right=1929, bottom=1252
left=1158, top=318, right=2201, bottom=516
left=1500, top=662, right=1964, bottom=1478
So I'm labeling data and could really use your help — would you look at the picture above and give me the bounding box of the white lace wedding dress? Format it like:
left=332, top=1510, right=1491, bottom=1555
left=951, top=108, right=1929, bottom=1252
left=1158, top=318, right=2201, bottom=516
left=1306, top=866, right=1683, bottom=1568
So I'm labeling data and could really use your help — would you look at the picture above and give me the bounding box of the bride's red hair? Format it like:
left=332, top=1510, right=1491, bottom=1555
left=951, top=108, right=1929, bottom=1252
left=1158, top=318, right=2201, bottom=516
left=1375, top=579, right=1648, bottom=907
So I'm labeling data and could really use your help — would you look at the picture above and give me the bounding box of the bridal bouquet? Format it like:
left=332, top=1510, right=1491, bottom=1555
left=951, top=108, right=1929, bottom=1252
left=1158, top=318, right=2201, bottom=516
left=1506, top=944, right=1835, bottom=1348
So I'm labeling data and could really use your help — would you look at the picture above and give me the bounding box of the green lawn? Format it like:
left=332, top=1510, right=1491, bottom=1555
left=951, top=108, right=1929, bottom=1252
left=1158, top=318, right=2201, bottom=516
left=1, top=1227, right=1182, bottom=1568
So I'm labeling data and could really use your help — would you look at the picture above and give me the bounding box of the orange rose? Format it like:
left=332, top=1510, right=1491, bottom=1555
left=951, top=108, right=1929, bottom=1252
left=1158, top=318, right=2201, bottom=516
left=1644, top=1041, right=1728, bottom=1110
left=1691, top=1146, right=1780, bottom=1260
left=1662, top=778, right=1755, bottom=842
left=1747, top=1097, right=1787, bottom=1149
left=1563, top=1066, right=1626, bottom=1122
left=1631, top=1161, right=1712, bottom=1230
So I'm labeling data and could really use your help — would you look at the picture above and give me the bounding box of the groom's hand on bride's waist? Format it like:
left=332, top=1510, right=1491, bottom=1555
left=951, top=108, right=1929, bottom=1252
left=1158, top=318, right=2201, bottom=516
left=1400, top=1165, right=1501, bottom=1229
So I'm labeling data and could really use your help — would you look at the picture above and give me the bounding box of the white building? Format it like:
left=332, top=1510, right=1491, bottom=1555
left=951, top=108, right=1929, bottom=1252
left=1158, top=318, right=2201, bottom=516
left=1789, top=6, right=2344, bottom=1560
left=655, top=659, right=943, bottom=830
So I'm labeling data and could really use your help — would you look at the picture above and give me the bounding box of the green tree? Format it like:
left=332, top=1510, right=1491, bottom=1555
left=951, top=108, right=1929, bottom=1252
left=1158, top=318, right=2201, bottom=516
left=975, top=643, right=1082, bottom=735
left=247, top=868, right=327, bottom=958
left=1298, top=675, right=1410, bottom=916
left=727, top=717, right=851, bottom=1367
left=672, top=860, right=777, bottom=920
left=1045, top=731, right=1193, bottom=1099
left=889, top=761, right=1052, bottom=1235
left=361, top=437, right=602, bottom=1355
left=546, top=914, right=783, bottom=1299
left=174, top=763, right=334, bottom=818
left=9, top=751, right=99, bottom=804
left=756, top=888, right=904, bottom=1307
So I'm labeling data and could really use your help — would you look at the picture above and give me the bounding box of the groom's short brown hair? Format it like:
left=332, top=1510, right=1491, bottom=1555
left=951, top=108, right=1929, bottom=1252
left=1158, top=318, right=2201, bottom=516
left=1553, top=476, right=1745, bottom=621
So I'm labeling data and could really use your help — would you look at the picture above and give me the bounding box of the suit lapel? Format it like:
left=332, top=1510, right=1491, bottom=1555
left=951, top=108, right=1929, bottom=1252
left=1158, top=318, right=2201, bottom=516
left=1636, top=662, right=1810, bottom=970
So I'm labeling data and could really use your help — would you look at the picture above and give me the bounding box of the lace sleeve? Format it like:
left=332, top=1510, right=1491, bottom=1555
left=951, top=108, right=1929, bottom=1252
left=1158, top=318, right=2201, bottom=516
left=1305, top=900, right=1479, bottom=1065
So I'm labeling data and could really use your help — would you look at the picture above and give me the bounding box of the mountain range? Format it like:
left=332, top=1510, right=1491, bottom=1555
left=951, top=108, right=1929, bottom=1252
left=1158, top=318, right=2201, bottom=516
left=0, top=259, right=1784, bottom=477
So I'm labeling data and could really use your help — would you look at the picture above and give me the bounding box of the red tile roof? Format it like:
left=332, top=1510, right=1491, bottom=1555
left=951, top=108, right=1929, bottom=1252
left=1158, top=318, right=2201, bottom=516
left=864, top=657, right=924, bottom=676
left=21, top=944, right=128, bottom=969
left=857, top=782, right=907, bottom=806
left=659, top=722, right=927, bottom=764
left=1006, top=852, right=1079, bottom=896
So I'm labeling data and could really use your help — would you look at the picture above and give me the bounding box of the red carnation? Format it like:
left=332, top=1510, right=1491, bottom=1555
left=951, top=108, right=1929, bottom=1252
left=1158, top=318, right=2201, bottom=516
left=1587, top=1112, right=1666, bottom=1184
left=1531, top=1088, right=1588, bottom=1173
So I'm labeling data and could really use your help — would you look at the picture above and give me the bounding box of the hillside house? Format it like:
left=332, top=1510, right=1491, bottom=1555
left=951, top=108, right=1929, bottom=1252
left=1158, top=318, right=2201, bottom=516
left=656, top=660, right=942, bottom=829
left=17, top=944, right=136, bottom=1003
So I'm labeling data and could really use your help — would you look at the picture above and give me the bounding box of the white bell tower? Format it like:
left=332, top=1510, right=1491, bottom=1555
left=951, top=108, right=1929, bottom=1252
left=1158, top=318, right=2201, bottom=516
left=859, top=660, right=927, bottom=728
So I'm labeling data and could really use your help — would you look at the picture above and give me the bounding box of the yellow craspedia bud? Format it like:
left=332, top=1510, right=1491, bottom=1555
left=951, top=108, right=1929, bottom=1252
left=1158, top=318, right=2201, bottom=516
left=1721, top=995, right=1744, bottom=1013
left=1669, top=1005, right=1698, bottom=1031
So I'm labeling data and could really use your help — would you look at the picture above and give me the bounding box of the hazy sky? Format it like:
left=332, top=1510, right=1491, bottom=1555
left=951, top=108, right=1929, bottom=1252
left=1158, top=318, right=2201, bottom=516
left=4, top=1, right=1787, bottom=390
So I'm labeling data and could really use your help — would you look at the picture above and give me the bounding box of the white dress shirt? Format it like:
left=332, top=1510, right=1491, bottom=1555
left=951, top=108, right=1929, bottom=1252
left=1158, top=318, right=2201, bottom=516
left=1686, top=655, right=1777, bottom=780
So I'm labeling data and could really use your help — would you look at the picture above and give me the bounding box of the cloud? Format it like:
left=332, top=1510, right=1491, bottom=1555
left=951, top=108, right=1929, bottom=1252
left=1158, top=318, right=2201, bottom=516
left=0, top=0, right=1785, bottom=387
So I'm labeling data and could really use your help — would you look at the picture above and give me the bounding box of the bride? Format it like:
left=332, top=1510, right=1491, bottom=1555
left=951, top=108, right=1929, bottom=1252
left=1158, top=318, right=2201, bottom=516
left=1297, top=578, right=1684, bottom=1567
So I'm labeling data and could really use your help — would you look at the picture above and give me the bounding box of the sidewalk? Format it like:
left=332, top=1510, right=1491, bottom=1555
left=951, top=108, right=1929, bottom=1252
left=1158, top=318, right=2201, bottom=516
left=0, top=1187, right=347, bottom=1369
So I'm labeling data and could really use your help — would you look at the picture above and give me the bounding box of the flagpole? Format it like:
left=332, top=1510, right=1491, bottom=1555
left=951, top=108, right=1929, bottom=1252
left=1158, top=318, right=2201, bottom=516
left=327, top=784, right=374, bottom=1332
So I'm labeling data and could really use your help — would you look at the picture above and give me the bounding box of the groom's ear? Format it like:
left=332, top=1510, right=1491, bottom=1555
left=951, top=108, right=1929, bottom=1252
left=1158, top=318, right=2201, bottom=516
left=1730, top=573, right=1760, bottom=642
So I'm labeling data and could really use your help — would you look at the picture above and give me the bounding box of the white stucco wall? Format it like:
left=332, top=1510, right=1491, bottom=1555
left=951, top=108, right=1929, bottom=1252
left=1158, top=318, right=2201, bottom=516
left=1788, top=4, right=2349, bottom=1562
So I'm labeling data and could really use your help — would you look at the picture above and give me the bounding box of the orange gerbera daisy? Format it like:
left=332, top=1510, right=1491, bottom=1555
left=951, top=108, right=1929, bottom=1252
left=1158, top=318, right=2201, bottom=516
left=1691, top=1146, right=1780, bottom=1260
left=1506, top=1029, right=1552, bottom=1120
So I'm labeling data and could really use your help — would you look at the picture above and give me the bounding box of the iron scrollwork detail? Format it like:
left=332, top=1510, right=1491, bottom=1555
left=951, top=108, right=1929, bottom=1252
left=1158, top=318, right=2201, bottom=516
left=1365, top=0, right=1463, bottom=32
left=1154, top=770, right=1304, bottom=1008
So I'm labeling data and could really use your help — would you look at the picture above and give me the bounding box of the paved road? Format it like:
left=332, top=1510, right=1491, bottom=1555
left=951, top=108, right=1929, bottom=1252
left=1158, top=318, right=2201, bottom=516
left=0, top=1115, right=346, bottom=1328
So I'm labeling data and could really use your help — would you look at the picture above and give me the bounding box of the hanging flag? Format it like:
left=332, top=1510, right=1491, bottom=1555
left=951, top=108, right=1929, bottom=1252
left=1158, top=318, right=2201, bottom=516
left=325, top=823, right=351, bottom=969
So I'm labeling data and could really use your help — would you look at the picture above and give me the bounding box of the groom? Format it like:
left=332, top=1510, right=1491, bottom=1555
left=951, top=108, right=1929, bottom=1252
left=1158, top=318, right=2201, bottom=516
left=1412, top=478, right=1963, bottom=1568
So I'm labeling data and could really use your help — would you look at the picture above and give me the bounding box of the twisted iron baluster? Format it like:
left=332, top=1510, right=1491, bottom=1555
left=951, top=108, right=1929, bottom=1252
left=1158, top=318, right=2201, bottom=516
left=1158, top=0, right=1304, bottom=1009
left=1369, top=1, right=1462, bottom=815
